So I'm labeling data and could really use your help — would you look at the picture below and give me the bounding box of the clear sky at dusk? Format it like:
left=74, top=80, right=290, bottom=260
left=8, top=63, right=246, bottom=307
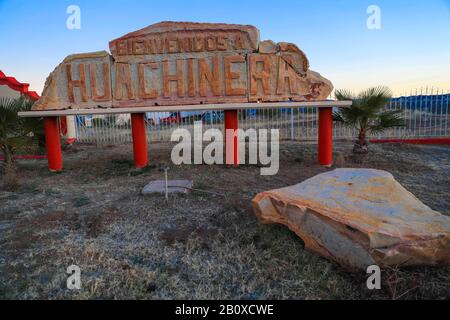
left=1, top=0, right=449, bottom=95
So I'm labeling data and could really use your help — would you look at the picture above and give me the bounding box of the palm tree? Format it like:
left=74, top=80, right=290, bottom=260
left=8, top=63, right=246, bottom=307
left=0, top=97, right=42, bottom=172
left=333, top=86, right=404, bottom=154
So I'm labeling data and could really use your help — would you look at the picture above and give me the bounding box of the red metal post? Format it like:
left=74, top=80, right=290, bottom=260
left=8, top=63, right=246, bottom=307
left=318, top=107, right=333, bottom=166
left=131, top=113, right=148, bottom=168
left=59, top=116, right=68, bottom=136
left=224, top=109, right=239, bottom=166
left=43, top=117, right=63, bottom=172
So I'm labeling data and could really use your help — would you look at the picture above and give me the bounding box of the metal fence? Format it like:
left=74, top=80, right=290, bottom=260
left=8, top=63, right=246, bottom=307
left=74, top=89, right=450, bottom=145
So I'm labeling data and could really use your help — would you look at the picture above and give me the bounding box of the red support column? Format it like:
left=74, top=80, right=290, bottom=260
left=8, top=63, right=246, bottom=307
left=318, top=107, right=333, bottom=166
left=131, top=113, right=148, bottom=169
left=224, top=109, right=239, bottom=166
left=43, top=117, right=63, bottom=172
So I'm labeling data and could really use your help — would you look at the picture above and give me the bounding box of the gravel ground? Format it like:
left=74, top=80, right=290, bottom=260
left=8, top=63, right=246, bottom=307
left=0, top=141, right=449, bottom=300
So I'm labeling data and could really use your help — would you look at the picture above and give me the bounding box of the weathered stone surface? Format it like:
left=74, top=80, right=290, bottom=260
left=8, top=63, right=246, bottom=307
left=109, top=21, right=260, bottom=61
left=278, top=42, right=309, bottom=75
left=252, top=169, right=450, bottom=270
left=33, top=51, right=113, bottom=111
left=258, top=40, right=278, bottom=54
left=247, top=52, right=331, bottom=102
left=32, top=21, right=334, bottom=111
left=112, top=52, right=250, bottom=107
left=302, top=70, right=334, bottom=101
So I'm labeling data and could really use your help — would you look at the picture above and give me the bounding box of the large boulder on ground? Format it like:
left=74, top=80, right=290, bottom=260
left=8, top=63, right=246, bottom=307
left=252, top=169, right=450, bottom=270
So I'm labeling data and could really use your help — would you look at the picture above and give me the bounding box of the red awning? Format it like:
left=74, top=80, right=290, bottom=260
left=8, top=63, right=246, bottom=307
left=0, top=70, right=40, bottom=101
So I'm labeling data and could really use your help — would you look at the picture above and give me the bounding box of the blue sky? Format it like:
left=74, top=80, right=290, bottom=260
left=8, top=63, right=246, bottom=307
left=1, top=0, right=449, bottom=95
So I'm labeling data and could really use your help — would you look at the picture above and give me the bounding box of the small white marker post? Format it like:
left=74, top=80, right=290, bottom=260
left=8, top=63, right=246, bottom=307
left=164, top=167, right=169, bottom=201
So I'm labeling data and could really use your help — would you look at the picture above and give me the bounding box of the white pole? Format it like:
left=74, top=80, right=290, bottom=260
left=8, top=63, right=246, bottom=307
left=164, top=168, right=169, bottom=201
left=290, top=108, right=294, bottom=140
left=66, top=115, right=77, bottom=141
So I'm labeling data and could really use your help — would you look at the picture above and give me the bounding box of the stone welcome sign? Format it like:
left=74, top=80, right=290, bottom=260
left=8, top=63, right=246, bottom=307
left=33, top=21, right=333, bottom=111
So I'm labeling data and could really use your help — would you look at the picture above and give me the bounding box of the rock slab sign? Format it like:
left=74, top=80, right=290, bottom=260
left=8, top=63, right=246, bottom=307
left=32, top=21, right=333, bottom=111
left=252, top=169, right=450, bottom=270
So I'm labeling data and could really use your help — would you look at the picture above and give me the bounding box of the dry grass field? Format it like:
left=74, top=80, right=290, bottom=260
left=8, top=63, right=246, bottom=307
left=0, top=141, right=449, bottom=299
